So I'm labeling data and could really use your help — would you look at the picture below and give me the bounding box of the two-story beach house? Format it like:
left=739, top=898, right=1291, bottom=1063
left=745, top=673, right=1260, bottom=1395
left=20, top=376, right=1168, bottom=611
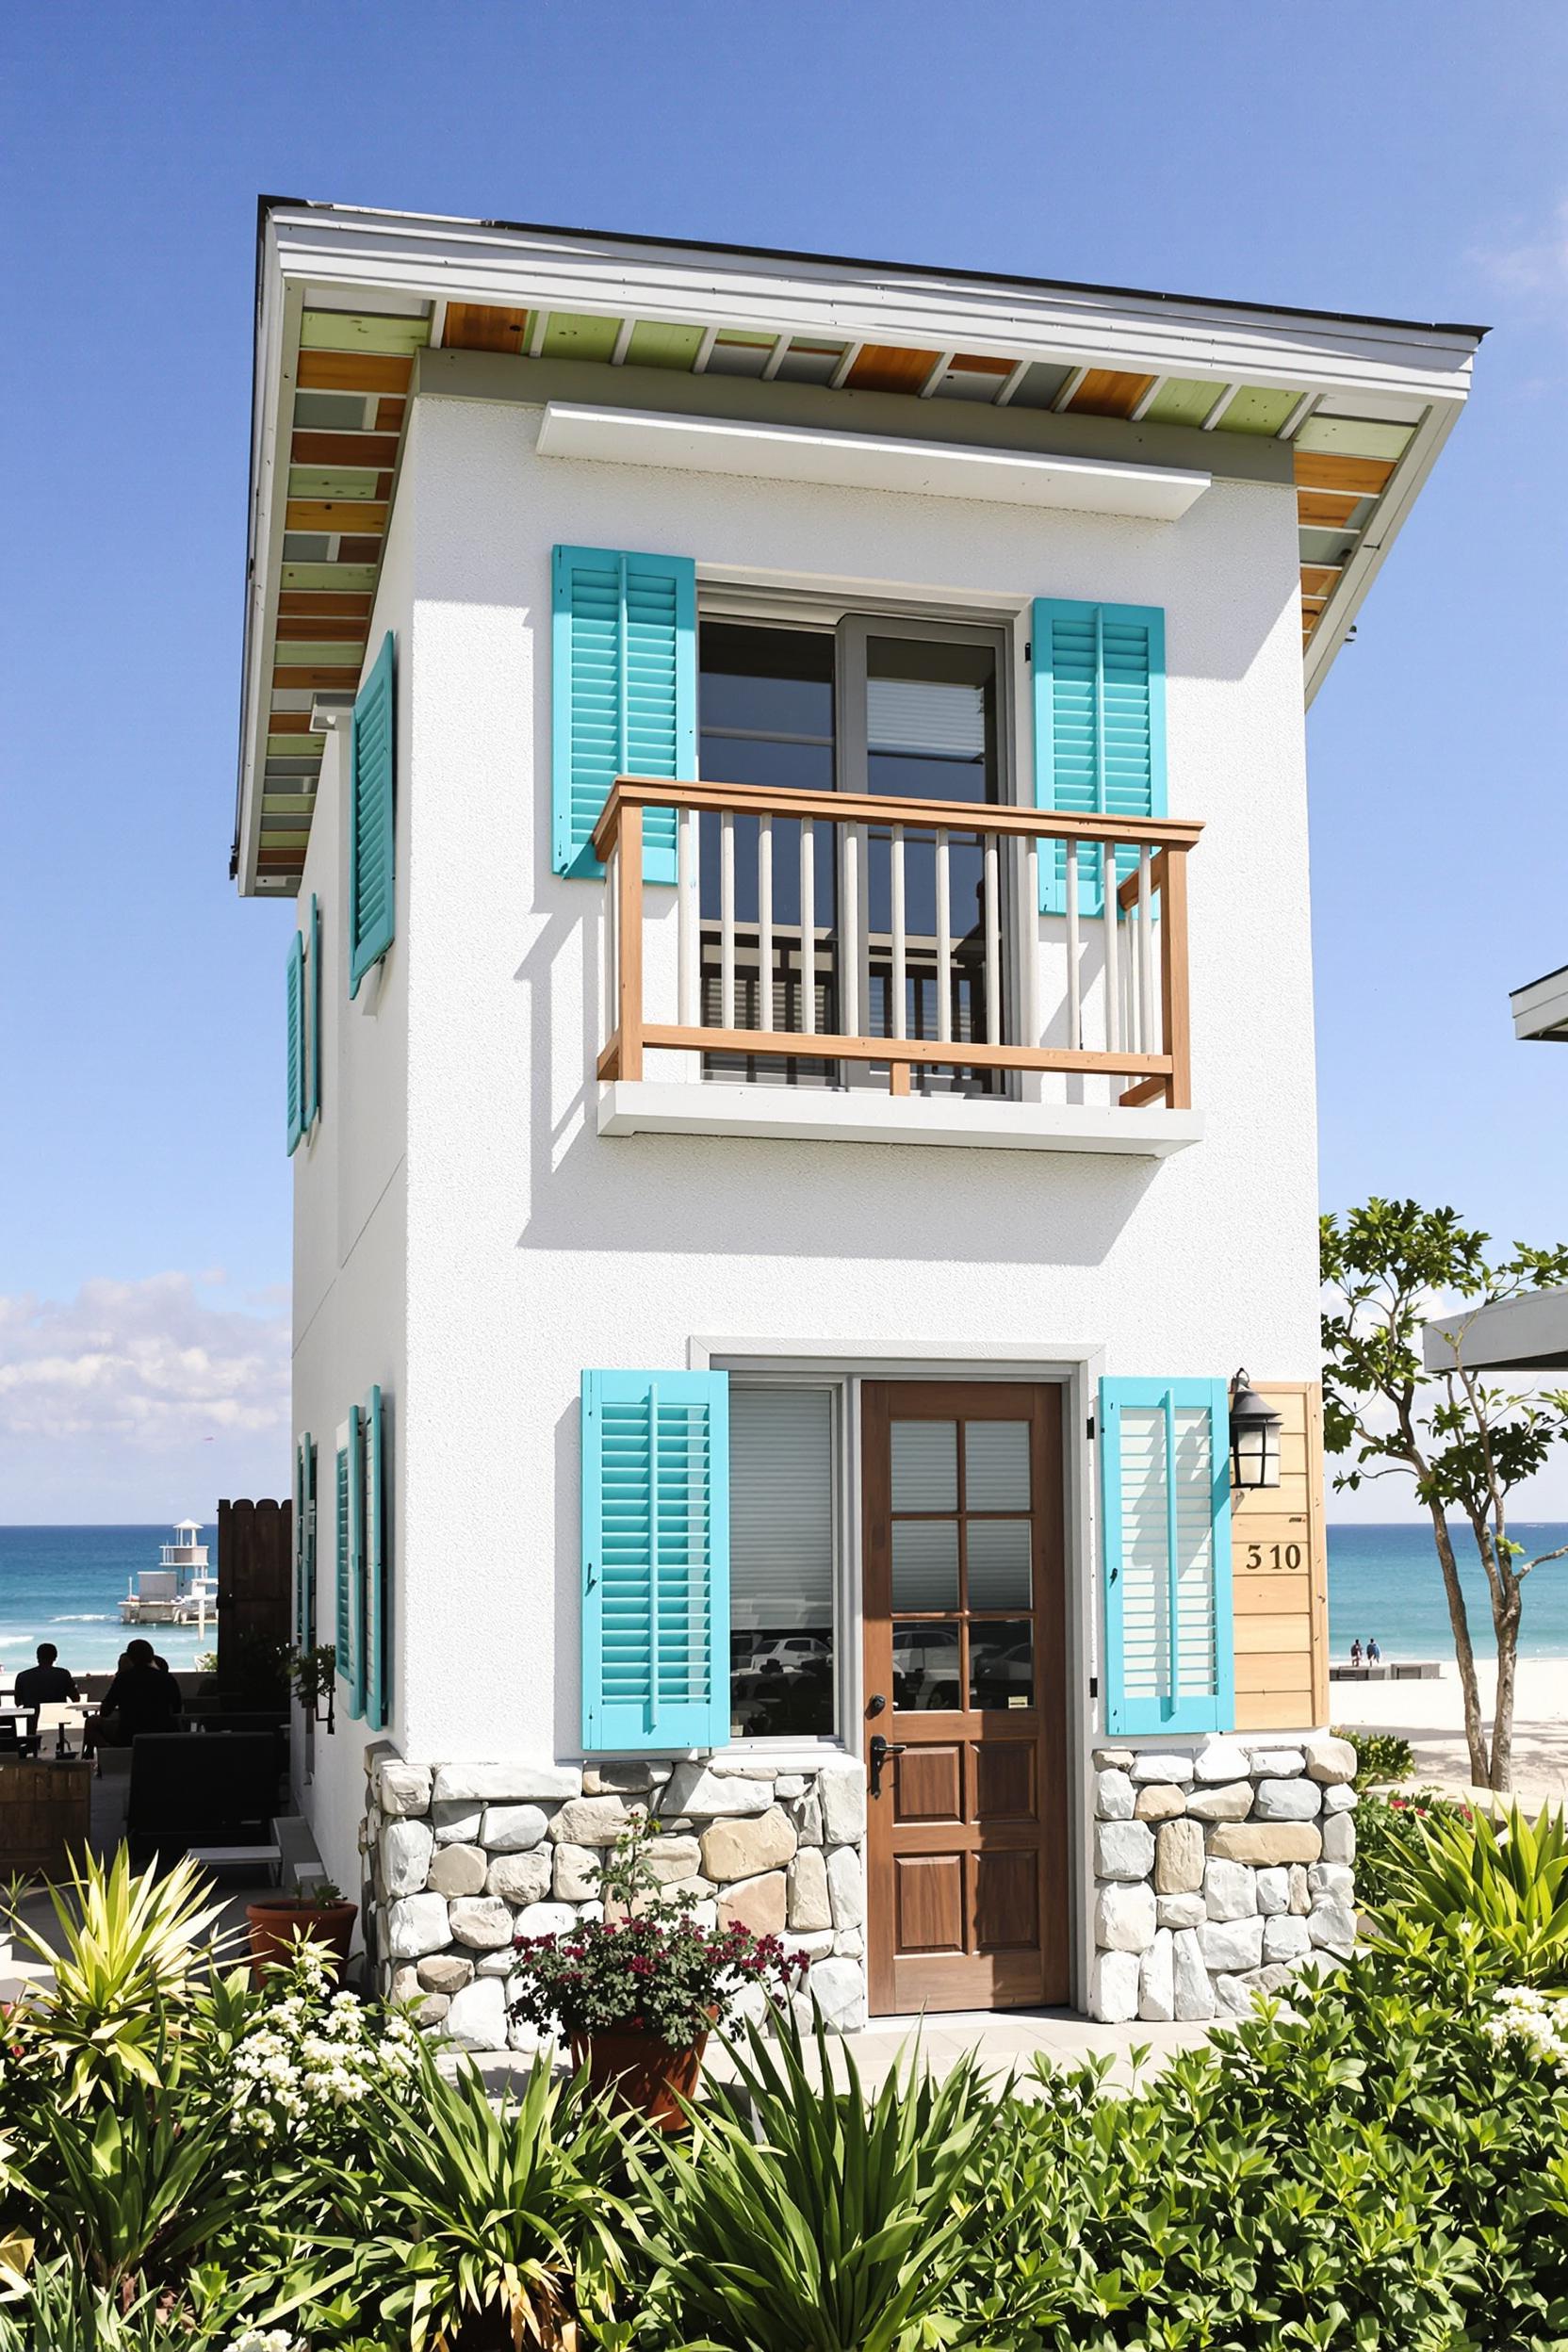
left=234, top=201, right=1481, bottom=2045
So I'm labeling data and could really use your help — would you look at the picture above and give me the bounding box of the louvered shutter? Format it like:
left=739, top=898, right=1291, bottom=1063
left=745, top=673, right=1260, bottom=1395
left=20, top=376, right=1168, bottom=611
left=347, top=1403, right=368, bottom=1720
left=552, top=547, right=695, bottom=883
left=1033, top=600, right=1166, bottom=915
left=580, top=1369, right=729, bottom=1751
left=293, top=1440, right=306, bottom=1646
left=302, top=1437, right=317, bottom=1650
left=1100, top=1378, right=1233, bottom=1736
left=334, top=1430, right=351, bottom=1691
left=349, top=633, right=396, bottom=994
left=364, top=1385, right=389, bottom=1732
left=305, top=893, right=322, bottom=1131
left=286, top=932, right=305, bottom=1154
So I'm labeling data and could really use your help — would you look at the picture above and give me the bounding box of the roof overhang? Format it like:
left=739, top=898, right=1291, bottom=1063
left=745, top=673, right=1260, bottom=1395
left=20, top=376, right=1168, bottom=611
left=1424, top=1289, right=1568, bottom=1379
left=1511, top=964, right=1568, bottom=1043
left=235, top=200, right=1485, bottom=896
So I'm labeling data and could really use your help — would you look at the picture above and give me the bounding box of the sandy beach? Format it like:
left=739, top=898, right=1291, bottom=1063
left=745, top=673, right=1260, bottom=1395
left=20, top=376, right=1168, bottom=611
left=1331, top=1656, right=1568, bottom=1808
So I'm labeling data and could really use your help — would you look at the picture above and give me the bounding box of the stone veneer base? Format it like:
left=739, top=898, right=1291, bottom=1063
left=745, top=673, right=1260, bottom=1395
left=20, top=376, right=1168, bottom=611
left=1088, top=1735, right=1359, bottom=2023
left=359, top=1744, right=869, bottom=2052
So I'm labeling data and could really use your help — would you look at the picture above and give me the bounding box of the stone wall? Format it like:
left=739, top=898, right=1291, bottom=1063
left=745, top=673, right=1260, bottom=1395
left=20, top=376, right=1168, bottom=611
left=1089, top=1735, right=1358, bottom=2023
left=360, top=1747, right=868, bottom=2051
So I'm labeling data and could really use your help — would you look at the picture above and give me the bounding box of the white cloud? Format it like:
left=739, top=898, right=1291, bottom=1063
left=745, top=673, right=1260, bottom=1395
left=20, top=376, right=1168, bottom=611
left=1468, top=199, right=1568, bottom=306
left=0, top=1276, right=290, bottom=1519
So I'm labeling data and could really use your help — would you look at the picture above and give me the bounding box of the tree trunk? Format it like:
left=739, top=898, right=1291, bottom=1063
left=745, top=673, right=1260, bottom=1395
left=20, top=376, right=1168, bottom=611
left=1491, top=1572, right=1522, bottom=1792
left=1425, top=1498, right=1491, bottom=1785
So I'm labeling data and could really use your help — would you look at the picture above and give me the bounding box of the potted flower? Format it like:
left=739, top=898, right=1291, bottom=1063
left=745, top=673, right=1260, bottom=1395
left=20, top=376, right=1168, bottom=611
left=507, top=1818, right=808, bottom=2129
left=245, top=1879, right=358, bottom=1984
left=286, top=1642, right=337, bottom=1729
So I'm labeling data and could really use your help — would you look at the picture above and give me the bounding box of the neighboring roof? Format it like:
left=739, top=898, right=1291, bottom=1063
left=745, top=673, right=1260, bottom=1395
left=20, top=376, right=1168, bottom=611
left=234, top=199, right=1485, bottom=895
left=1511, top=963, right=1568, bottom=1042
left=1424, top=1289, right=1568, bottom=1377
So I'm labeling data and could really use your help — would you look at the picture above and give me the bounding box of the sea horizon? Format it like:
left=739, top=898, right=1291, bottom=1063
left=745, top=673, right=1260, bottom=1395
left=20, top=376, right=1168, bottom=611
left=3, top=1516, right=1567, bottom=1673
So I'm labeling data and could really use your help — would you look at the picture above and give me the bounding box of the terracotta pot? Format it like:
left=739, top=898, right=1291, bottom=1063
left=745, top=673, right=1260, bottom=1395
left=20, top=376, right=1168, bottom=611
left=570, top=2017, right=712, bottom=2131
left=245, top=1898, right=358, bottom=1984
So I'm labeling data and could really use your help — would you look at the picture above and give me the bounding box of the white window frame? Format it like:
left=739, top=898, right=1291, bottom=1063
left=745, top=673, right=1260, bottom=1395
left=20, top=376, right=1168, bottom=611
left=724, top=1371, right=852, bottom=1757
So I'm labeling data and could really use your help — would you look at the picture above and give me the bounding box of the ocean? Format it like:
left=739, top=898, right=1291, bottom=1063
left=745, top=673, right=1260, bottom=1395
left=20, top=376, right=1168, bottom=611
left=2, top=1519, right=1567, bottom=1676
left=0, top=1527, right=220, bottom=1674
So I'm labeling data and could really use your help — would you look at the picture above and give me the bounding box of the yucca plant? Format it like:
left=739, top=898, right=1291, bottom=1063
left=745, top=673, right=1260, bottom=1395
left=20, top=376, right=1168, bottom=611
left=1378, top=1801, right=1568, bottom=1984
left=0, top=2254, right=214, bottom=2352
left=635, top=2001, right=998, bottom=2352
left=21, top=1847, right=231, bottom=2103
left=328, top=2038, right=631, bottom=2350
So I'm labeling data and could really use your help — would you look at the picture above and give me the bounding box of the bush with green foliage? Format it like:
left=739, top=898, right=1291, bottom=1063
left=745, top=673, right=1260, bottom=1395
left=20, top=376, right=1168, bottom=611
left=1375, top=1799, right=1568, bottom=1988
left=1331, top=1724, right=1414, bottom=1788
left=1352, top=1786, right=1471, bottom=1911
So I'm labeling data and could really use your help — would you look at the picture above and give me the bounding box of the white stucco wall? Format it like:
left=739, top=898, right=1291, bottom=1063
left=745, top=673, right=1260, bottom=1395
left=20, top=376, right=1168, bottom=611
left=288, top=474, right=416, bottom=1893
left=376, top=393, right=1319, bottom=1769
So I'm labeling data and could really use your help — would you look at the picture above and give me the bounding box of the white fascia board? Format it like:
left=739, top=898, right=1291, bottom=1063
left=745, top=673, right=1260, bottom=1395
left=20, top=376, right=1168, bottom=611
left=267, top=206, right=1482, bottom=406
left=1423, top=1288, right=1568, bottom=1375
left=237, top=215, right=301, bottom=897
left=537, top=401, right=1211, bottom=520
left=1511, top=964, right=1568, bottom=1041
left=598, top=1080, right=1202, bottom=1157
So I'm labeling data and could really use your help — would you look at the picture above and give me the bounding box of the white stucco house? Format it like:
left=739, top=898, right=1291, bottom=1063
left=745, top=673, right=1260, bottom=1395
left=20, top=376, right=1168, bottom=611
left=235, top=201, right=1480, bottom=2041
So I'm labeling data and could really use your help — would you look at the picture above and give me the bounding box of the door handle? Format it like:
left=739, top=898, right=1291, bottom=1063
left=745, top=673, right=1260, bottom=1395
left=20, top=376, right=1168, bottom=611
left=868, top=1731, right=906, bottom=1799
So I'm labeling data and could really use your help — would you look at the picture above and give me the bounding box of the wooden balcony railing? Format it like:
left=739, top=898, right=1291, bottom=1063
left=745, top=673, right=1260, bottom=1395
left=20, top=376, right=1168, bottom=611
left=593, top=777, right=1201, bottom=1111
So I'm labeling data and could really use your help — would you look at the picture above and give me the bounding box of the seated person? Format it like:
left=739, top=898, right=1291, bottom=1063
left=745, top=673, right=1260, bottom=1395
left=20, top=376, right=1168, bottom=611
left=95, top=1639, right=183, bottom=1745
left=14, top=1642, right=79, bottom=1708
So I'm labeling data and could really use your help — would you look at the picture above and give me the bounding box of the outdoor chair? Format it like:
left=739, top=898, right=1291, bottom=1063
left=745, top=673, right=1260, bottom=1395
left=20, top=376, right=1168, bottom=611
left=125, top=1731, right=278, bottom=1867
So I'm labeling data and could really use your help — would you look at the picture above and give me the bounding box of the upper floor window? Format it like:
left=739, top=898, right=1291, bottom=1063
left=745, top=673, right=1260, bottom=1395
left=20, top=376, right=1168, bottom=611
left=697, top=614, right=1009, bottom=1091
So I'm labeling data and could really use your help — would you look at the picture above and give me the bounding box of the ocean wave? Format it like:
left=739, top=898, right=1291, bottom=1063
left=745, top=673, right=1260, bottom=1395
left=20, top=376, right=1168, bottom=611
left=51, top=1614, right=110, bottom=1623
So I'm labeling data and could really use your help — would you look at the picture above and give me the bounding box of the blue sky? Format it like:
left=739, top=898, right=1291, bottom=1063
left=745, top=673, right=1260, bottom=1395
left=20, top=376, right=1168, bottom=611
left=2, top=2, right=1564, bottom=1518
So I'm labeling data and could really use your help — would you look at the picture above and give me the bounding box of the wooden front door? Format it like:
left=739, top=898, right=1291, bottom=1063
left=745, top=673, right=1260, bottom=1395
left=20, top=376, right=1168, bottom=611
left=862, top=1382, right=1070, bottom=2015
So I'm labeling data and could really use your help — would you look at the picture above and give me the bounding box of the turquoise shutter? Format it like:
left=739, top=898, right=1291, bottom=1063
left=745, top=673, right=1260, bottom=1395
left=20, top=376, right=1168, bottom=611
left=335, top=1436, right=351, bottom=1687
left=293, top=1440, right=306, bottom=1646
left=285, top=932, right=305, bottom=1154
left=1100, top=1378, right=1233, bottom=1736
left=1034, top=600, right=1166, bottom=916
left=551, top=546, right=695, bottom=883
left=305, top=893, right=322, bottom=1131
left=364, top=1385, right=389, bottom=1731
left=347, top=1404, right=367, bottom=1720
left=580, top=1369, right=729, bottom=1751
left=349, top=633, right=396, bottom=995
left=302, top=1437, right=317, bottom=1650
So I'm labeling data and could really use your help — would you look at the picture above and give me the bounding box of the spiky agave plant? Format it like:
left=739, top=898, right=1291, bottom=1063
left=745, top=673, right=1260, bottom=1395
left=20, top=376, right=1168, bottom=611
left=635, top=2000, right=999, bottom=2352
left=328, top=2038, right=631, bottom=2350
left=21, top=1847, right=232, bottom=2103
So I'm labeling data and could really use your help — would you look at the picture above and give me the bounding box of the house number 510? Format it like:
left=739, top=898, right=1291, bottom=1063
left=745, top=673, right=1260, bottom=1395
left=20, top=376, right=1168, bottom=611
left=1245, top=1541, right=1302, bottom=1571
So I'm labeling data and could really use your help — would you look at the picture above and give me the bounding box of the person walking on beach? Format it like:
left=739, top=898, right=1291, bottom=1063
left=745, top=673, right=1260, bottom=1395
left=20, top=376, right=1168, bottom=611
left=13, top=1642, right=79, bottom=1709
left=1367, top=1637, right=1381, bottom=1663
left=1349, top=1638, right=1363, bottom=1668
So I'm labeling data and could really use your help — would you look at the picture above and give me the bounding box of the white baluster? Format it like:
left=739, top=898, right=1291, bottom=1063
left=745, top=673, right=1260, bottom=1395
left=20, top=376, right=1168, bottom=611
left=890, top=825, right=906, bottom=1040
left=720, top=811, right=736, bottom=1033
left=841, top=822, right=860, bottom=1036
left=936, top=829, right=952, bottom=1044
left=983, top=828, right=1001, bottom=1045
left=1022, top=835, right=1042, bottom=1049
left=758, top=812, right=774, bottom=1033
left=799, top=816, right=816, bottom=1037
left=1065, top=839, right=1081, bottom=1052
left=677, top=807, right=697, bottom=1027
left=1102, top=837, right=1121, bottom=1056
left=1137, top=847, right=1155, bottom=1063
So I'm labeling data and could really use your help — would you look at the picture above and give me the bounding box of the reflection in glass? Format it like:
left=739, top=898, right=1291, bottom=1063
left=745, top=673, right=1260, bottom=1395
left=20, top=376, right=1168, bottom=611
left=890, top=1420, right=957, bottom=1512
left=890, top=1519, right=959, bottom=1611
left=728, top=1387, right=835, bottom=1739
left=892, top=1622, right=961, bottom=1711
left=969, top=1622, right=1034, bottom=1710
left=966, top=1520, right=1033, bottom=1610
left=964, top=1421, right=1030, bottom=1511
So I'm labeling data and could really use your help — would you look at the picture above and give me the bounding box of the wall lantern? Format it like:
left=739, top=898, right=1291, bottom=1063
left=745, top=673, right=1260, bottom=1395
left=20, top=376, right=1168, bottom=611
left=1229, top=1368, right=1282, bottom=1489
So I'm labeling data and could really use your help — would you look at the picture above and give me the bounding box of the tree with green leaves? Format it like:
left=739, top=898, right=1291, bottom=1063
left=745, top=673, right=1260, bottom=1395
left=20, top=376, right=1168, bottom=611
left=1320, top=1198, right=1568, bottom=1791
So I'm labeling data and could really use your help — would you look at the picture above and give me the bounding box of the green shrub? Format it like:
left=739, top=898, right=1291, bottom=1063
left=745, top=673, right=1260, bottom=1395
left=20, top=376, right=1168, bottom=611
left=1352, top=1786, right=1467, bottom=1912
left=1377, top=1800, right=1568, bottom=1987
left=941, top=1920, right=1568, bottom=2349
left=1331, top=1725, right=1413, bottom=1788
left=629, top=2003, right=998, bottom=2352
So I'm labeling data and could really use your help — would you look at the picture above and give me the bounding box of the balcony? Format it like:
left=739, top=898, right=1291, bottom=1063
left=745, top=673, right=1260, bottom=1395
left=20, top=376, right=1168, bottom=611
left=594, top=777, right=1203, bottom=1156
